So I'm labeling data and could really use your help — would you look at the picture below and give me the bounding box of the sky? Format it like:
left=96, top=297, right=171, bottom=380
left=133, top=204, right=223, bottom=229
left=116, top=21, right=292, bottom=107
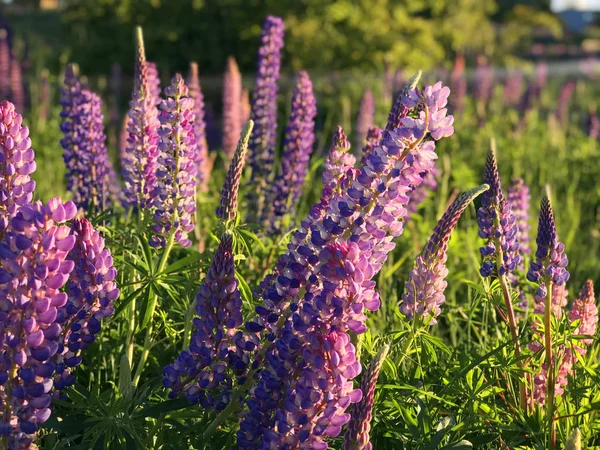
left=551, top=0, right=600, bottom=11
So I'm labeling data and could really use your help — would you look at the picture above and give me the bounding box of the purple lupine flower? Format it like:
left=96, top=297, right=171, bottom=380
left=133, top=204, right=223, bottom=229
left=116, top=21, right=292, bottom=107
left=222, top=56, right=242, bottom=161
left=555, top=81, right=575, bottom=126
left=54, top=217, right=119, bottom=390
left=407, top=166, right=438, bottom=216
left=588, top=110, right=599, bottom=140
left=343, top=344, right=390, bottom=450
left=474, top=55, right=493, bottom=107
left=264, top=71, right=317, bottom=232
left=450, top=55, right=466, bottom=114
left=216, top=120, right=253, bottom=222
left=383, top=71, right=421, bottom=137
left=0, top=198, right=77, bottom=445
left=239, top=81, right=454, bottom=449
left=187, top=62, right=210, bottom=192
left=359, top=126, right=382, bottom=167
left=163, top=231, right=255, bottom=409
left=121, top=27, right=160, bottom=212
left=400, top=184, right=489, bottom=323
left=9, top=53, right=24, bottom=113
left=356, top=89, right=374, bottom=147
left=246, top=16, right=284, bottom=222
left=146, top=61, right=161, bottom=106
left=0, top=29, right=10, bottom=99
left=507, top=178, right=531, bottom=259
left=532, top=280, right=596, bottom=404
left=477, top=147, right=520, bottom=277
left=323, top=125, right=354, bottom=193
left=503, top=70, right=523, bottom=106
left=240, top=88, right=251, bottom=127
left=150, top=74, right=197, bottom=248
left=0, top=100, right=36, bottom=233
left=60, top=66, right=113, bottom=212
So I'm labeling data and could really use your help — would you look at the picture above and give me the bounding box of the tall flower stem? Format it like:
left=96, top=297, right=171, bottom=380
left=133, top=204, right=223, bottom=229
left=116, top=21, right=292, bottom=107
left=544, top=276, right=556, bottom=449
left=133, top=232, right=176, bottom=386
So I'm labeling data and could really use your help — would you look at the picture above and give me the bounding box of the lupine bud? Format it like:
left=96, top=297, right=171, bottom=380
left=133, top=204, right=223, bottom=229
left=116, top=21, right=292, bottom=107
left=356, top=89, right=374, bottom=146
left=150, top=74, right=198, bottom=248
left=239, top=80, right=455, bottom=449
left=60, top=66, right=113, bottom=213
left=0, top=29, right=10, bottom=99
left=146, top=61, right=161, bottom=106
left=0, top=100, right=36, bottom=233
left=246, top=16, right=284, bottom=222
left=187, top=62, right=209, bottom=191
left=121, top=27, right=160, bottom=212
left=400, top=185, right=488, bottom=323
left=9, top=53, right=24, bottom=113
left=163, top=231, right=255, bottom=409
left=222, top=56, right=242, bottom=161
left=216, top=121, right=253, bottom=222
left=264, top=71, right=317, bottom=232
left=477, top=145, right=520, bottom=277
left=344, top=344, right=390, bottom=450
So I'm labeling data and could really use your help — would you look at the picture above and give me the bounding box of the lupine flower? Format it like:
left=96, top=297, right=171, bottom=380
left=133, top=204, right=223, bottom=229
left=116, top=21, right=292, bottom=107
left=222, top=56, right=242, bottom=161
left=383, top=71, right=421, bottom=137
left=239, top=81, right=454, bottom=448
left=187, top=62, right=210, bottom=191
left=532, top=281, right=596, bottom=404
left=474, top=55, right=493, bottom=109
left=240, top=88, right=251, bottom=126
left=121, top=27, right=160, bottom=212
left=477, top=146, right=520, bottom=278
left=150, top=74, right=198, bottom=248
left=356, top=89, right=374, bottom=147
left=246, top=16, right=284, bottom=222
left=555, top=81, right=575, bottom=126
left=146, top=61, right=161, bottom=106
left=507, top=178, right=531, bottom=259
left=503, top=70, right=523, bottom=106
left=163, top=231, right=255, bottom=409
left=407, top=166, right=438, bottom=216
left=0, top=100, right=36, bottom=233
left=9, top=53, right=24, bottom=113
left=450, top=54, right=466, bottom=113
left=216, top=120, right=253, bottom=222
left=60, top=66, right=113, bottom=212
left=263, top=71, right=317, bottom=232
left=0, top=199, right=117, bottom=446
left=400, top=184, right=488, bottom=324
left=359, top=126, right=382, bottom=167
left=344, top=344, right=390, bottom=450
left=38, top=69, right=50, bottom=124
left=0, top=29, right=10, bottom=99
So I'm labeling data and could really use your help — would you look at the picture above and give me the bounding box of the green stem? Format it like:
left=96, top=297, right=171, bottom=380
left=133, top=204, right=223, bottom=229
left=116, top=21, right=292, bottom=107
left=126, top=296, right=136, bottom=366
left=182, top=297, right=197, bottom=351
left=132, top=232, right=176, bottom=386
left=545, top=278, right=556, bottom=450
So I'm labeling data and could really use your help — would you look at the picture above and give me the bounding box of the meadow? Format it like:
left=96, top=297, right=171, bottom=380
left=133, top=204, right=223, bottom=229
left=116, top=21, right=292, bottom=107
left=0, top=10, right=599, bottom=450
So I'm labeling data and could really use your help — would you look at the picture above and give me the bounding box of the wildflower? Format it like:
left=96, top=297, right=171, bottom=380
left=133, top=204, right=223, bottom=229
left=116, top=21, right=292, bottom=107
left=150, top=74, right=198, bottom=248
left=400, top=185, right=489, bottom=323
left=146, top=61, right=161, bottom=106
left=223, top=56, right=242, bottom=161
left=188, top=62, right=210, bottom=191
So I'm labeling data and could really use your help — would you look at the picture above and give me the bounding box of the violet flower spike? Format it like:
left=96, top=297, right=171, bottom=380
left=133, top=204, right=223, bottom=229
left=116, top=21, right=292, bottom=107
left=222, top=56, right=242, bottom=161
left=344, top=344, right=390, bottom=450
left=146, top=61, right=161, bottom=106
left=356, top=89, right=374, bottom=147
left=150, top=74, right=198, bottom=248
left=216, top=120, right=253, bottom=222
left=246, top=15, right=284, bottom=222
left=187, top=62, right=210, bottom=191
left=477, top=144, right=520, bottom=278
left=121, top=27, right=160, bottom=212
left=263, top=71, right=317, bottom=232
left=163, top=231, right=255, bottom=409
left=400, top=184, right=489, bottom=324
left=0, top=100, right=36, bottom=234
left=239, top=81, right=454, bottom=449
